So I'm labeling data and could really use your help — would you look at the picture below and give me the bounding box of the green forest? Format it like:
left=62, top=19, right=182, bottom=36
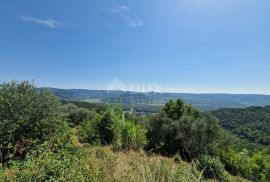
left=1, top=81, right=270, bottom=182
left=212, top=107, right=270, bottom=146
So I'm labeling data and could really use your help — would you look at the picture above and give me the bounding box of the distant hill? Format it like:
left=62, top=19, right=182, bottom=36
left=212, top=106, right=270, bottom=146
left=41, top=87, right=270, bottom=111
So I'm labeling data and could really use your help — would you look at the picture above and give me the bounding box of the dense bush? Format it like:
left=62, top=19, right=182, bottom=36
left=220, top=149, right=270, bottom=181
left=197, top=155, right=230, bottom=182
left=146, top=99, right=223, bottom=160
left=97, top=108, right=122, bottom=146
left=121, top=120, right=147, bottom=151
left=0, top=81, right=64, bottom=161
left=78, top=106, right=147, bottom=151
left=61, top=103, right=94, bottom=125
left=78, top=115, right=100, bottom=145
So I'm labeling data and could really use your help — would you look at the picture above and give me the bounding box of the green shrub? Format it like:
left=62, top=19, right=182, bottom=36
left=78, top=117, right=100, bottom=144
left=174, top=153, right=182, bottom=163
left=121, top=121, right=147, bottom=151
left=0, top=81, right=64, bottom=161
left=198, top=155, right=230, bottom=182
left=78, top=106, right=147, bottom=151
left=78, top=107, right=120, bottom=146
left=97, top=109, right=121, bottom=145
left=221, top=149, right=270, bottom=182
left=146, top=99, right=223, bottom=160
left=145, top=111, right=172, bottom=153
left=172, top=114, right=222, bottom=159
left=61, top=103, right=93, bottom=125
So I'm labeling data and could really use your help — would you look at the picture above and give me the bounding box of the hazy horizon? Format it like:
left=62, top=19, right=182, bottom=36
left=1, top=79, right=270, bottom=95
left=35, top=83, right=270, bottom=95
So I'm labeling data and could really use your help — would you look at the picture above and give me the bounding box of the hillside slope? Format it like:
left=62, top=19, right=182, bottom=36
left=212, top=106, right=270, bottom=145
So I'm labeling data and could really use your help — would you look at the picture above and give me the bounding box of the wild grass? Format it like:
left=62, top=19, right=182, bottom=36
left=1, top=145, right=202, bottom=182
left=1, top=145, right=250, bottom=182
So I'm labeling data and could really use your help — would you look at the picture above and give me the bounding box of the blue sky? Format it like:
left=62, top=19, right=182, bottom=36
left=0, top=0, right=270, bottom=94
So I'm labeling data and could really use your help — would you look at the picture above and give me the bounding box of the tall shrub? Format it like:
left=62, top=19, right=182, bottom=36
left=0, top=81, right=63, bottom=161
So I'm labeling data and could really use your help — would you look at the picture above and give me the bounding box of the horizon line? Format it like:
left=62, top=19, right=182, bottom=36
left=40, top=86, right=270, bottom=96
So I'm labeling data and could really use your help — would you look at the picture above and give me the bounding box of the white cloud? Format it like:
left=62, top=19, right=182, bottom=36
left=20, top=16, right=60, bottom=29
left=110, top=5, right=144, bottom=28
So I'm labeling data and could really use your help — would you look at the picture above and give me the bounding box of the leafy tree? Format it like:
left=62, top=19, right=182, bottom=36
left=172, top=114, right=222, bottom=159
left=163, top=99, right=199, bottom=120
left=77, top=108, right=91, bottom=123
left=146, top=99, right=222, bottom=160
left=0, top=81, right=63, bottom=161
left=146, top=111, right=176, bottom=154
left=61, top=103, right=79, bottom=124
left=61, top=103, right=92, bottom=125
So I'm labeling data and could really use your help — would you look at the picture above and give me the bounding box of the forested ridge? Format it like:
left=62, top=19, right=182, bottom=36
left=1, top=81, right=270, bottom=182
left=212, top=106, right=270, bottom=146
left=44, top=87, right=270, bottom=111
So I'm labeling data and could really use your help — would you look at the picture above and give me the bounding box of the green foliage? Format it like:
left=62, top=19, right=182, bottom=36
left=212, top=106, right=270, bottom=146
left=2, top=81, right=270, bottom=182
left=78, top=106, right=147, bottom=151
left=146, top=99, right=223, bottom=160
left=179, top=114, right=222, bottom=158
left=78, top=116, right=100, bottom=145
left=97, top=108, right=121, bottom=145
left=121, top=120, right=147, bottom=151
left=212, top=106, right=270, bottom=181
left=220, top=149, right=270, bottom=181
left=61, top=103, right=94, bottom=125
left=0, top=81, right=64, bottom=161
left=61, top=100, right=104, bottom=111
left=163, top=99, right=199, bottom=120
left=174, top=153, right=182, bottom=163
left=197, top=155, right=230, bottom=182
left=145, top=111, right=172, bottom=152
left=78, top=108, right=92, bottom=122
left=0, top=145, right=203, bottom=182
